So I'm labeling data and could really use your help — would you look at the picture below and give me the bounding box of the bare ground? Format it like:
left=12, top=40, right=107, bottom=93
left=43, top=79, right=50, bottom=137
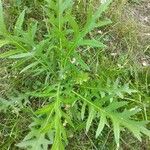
left=128, top=0, right=150, bottom=66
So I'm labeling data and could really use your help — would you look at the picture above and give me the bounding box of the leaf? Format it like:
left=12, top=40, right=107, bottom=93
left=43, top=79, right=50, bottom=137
left=126, top=122, right=142, bottom=141
left=75, top=72, right=90, bottom=85
left=123, top=84, right=137, bottom=94
left=52, top=115, right=65, bottom=150
left=121, top=108, right=141, bottom=118
left=35, top=103, right=54, bottom=115
left=22, top=21, right=38, bottom=46
left=14, top=9, right=26, bottom=35
left=86, top=107, right=96, bottom=133
left=63, top=0, right=112, bottom=65
left=94, top=0, right=112, bottom=20
left=96, top=19, right=112, bottom=28
left=27, top=91, right=56, bottom=98
left=67, top=14, right=79, bottom=38
left=73, top=91, right=150, bottom=148
left=61, top=124, right=68, bottom=143
left=0, top=98, right=10, bottom=112
left=96, top=113, right=107, bottom=138
left=20, top=61, right=39, bottom=73
left=0, top=40, right=9, bottom=48
left=112, top=117, right=120, bottom=148
left=106, top=79, right=137, bottom=98
left=112, top=113, right=150, bottom=146
left=17, top=133, right=50, bottom=150
left=116, top=91, right=124, bottom=99
left=82, top=0, right=112, bottom=36
left=45, top=0, right=56, bottom=11
left=74, top=52, right=90, bottom=71
left=81, top=102, right=86, bottom=120
left=0, top=94, right=29, bottom=112
left=105, top=101, right=128, bottom=112
left=30, top=21, right=38, bottom=41
left=61, top=0, right=73, bottom=14
left=79, top=39, right=106, bottom=48
left=62, top=112, right=74, bottom=127
left=138, top=124, right=150, bottom=138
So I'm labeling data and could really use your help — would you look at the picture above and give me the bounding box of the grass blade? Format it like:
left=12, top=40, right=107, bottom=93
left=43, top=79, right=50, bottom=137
left=9, top=52, right=34, bottom=59
left=0, top=0, right=7, bottom=34
left=0, top=39, right=9, bottom=48
left=0, top=49, right=20, bottom=58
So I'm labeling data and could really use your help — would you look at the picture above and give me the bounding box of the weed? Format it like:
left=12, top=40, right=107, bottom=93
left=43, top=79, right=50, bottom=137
left=0, top=0, right=150, bottom=149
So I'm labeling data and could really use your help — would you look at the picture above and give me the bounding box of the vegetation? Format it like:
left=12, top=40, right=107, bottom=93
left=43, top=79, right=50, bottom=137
left=0, top=0, right=149, bottom=149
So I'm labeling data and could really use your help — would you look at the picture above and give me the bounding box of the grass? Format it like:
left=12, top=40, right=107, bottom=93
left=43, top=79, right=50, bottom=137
left=0, top=0, right=150, bottom=149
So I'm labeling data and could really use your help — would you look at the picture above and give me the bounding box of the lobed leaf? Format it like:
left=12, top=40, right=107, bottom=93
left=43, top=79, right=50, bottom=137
left=73, top=91, right=150, bottom=147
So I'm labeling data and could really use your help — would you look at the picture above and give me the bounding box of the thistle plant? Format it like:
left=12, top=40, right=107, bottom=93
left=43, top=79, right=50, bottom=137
left=0, top=0, right=150, bottom=149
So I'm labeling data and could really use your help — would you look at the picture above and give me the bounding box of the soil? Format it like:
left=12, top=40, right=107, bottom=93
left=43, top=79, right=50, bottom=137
left=128, top=0, right=150, bottom=66
left=130, top=0, right=150, bottom=26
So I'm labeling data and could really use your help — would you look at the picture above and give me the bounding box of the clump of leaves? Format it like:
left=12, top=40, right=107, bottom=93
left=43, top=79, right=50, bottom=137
left=0, top=0, right=150, bottom=149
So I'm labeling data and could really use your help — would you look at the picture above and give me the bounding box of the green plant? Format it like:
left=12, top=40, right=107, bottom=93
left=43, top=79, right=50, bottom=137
left=0, top=0, right=150, bottom=149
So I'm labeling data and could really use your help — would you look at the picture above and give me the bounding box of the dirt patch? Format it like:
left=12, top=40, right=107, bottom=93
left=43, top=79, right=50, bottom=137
left=130, top=0, right=150, bottom=26
left=127, top=0, right=150, bottom=66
